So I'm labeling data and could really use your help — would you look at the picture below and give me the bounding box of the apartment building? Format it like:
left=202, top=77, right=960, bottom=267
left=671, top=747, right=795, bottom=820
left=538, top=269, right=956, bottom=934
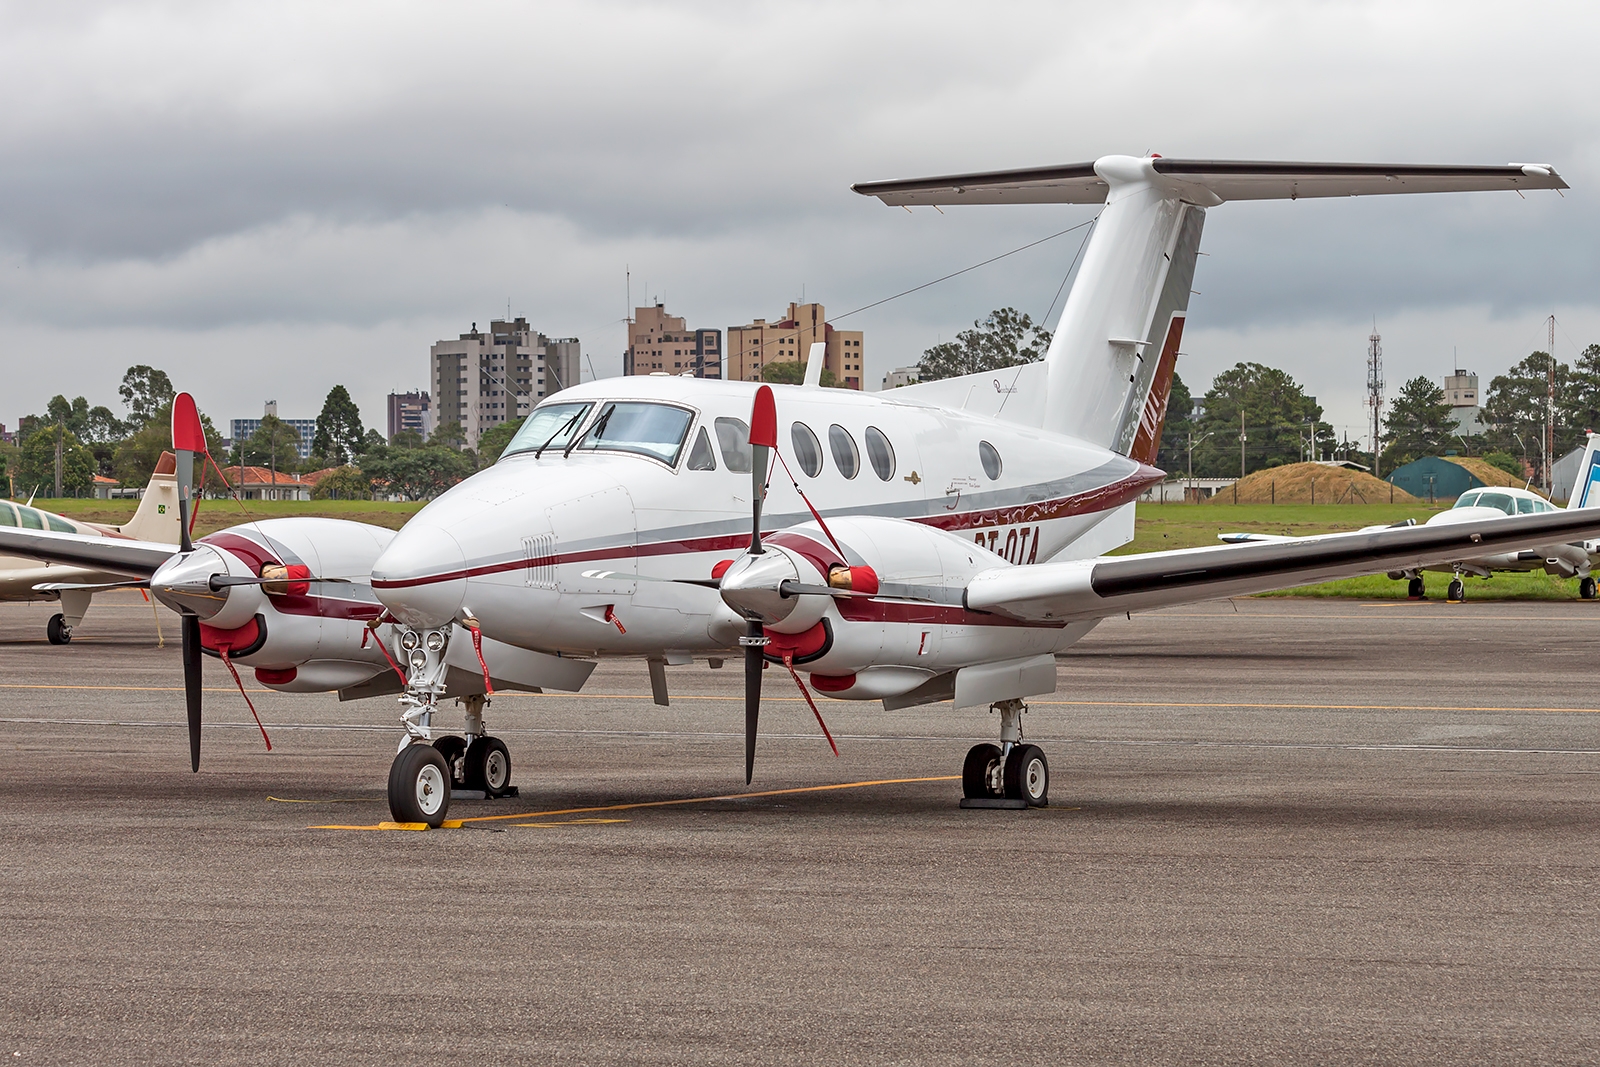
left=727, top=302, right=864, bottom=389
left=625, top=304, right=721, bottom=378
left=386, top=390, right=432, bottom=442
left=430, top=317, right=582, bottom=451
left=231, top=401, right=317, bottom=460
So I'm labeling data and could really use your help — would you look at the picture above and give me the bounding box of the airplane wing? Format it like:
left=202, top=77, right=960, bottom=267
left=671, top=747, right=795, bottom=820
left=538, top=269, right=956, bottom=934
left=0, top=527, right=176, bottom=579
left=853, top=158, right=1567, bottom=206
left=965, top=507, right=1600, bottom=622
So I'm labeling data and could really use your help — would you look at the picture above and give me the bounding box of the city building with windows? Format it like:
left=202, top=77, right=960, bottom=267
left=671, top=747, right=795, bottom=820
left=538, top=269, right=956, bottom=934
left=231, top=401, right=317, bottom=460
left=624, top=304, right=721, bottom=378
left=727, top=303, right=864, bottom=389
left=386, top=390, right=432, bottom=442
left=1444, top=368, right=1484, bottom=435
left=430, top=317, right=582, bottom=451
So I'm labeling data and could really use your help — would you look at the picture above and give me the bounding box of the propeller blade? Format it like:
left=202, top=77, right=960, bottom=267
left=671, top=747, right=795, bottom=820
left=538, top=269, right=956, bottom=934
left=749, top=386, right=776, bottom=555
left=206, top=574, right=353, bottom=588
left=171, top=392, right=206, bottom=555
left=743, top=619, right=764, bottom=784
left=181, top=612, right=202, bottom=772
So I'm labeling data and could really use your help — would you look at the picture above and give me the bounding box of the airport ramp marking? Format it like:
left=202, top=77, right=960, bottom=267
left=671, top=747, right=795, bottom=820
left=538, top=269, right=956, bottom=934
left=310, top=775, right=960, bottom=831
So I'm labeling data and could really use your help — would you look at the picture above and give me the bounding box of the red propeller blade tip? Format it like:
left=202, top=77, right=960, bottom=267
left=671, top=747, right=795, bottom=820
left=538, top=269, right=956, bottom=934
left=172, top=392, right=206, bottom=453
left=749, top=385, right=777, bottom=449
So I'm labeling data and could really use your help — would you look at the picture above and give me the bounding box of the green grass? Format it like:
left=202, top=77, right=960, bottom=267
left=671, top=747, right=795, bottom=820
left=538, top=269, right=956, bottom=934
left=1123, top=501, right=1586, bottom=601
left=1118, top=502, right=1446, bottom=554
left=18, top=496, right=427, bottom=535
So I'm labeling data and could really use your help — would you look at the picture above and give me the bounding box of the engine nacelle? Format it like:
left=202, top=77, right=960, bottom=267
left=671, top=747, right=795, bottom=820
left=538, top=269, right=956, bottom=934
left=746, top=516, right=1074, bottom=697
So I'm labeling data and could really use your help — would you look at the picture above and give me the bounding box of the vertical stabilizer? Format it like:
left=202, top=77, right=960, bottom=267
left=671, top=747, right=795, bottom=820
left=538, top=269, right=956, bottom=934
left=112, top=451, right=183, bottom=544
left=1040, top=157, right=1205, bottom=455
left=1569, top=432, right=1600, bottom=508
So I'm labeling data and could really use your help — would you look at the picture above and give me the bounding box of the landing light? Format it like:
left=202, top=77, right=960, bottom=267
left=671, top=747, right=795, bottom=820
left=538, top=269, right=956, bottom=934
left=425, top=630, right=446, bottom=652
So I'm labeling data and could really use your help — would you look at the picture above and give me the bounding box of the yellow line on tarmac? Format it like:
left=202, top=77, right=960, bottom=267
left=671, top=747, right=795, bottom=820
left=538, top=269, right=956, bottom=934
left=1035, top=699, right=1600, bottom=714
left=461, top=774, right=960, bottom=824
left=310, top=775, right=960, bottom=831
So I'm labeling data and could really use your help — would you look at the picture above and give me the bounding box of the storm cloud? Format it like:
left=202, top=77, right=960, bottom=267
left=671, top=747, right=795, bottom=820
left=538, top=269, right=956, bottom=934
left=1, top=0, right=1595, bottom=444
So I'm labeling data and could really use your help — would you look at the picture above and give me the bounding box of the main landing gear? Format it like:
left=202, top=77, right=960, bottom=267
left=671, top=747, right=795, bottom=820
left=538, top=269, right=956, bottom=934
left=1447, top=576, right=1466, bottom=603
left=1581, top=576, right=1597, bottom=601
left=960, top=699, right=1049, bottom=809
left=1407, top=577, right=1426, bottom=600
left=46, top=613, right=72, bottom=645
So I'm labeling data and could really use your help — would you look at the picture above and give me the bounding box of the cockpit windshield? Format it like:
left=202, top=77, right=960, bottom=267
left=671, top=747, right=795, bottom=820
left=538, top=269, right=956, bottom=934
left=1474, top=492, right=1516, bottom=516
left=501, top=402, right=594, bottom=459
left=573, top=402, right=694, bottom=465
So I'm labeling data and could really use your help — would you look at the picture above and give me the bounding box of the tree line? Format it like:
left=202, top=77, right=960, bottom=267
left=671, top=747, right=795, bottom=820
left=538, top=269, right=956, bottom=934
left=914, top=308, right=1588, bottom=481
left=2, top=366, right=527, bottom=500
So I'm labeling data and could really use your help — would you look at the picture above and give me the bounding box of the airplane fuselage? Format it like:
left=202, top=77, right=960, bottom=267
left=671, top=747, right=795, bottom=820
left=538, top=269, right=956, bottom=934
left=371, top=374, right=1162, bottom=663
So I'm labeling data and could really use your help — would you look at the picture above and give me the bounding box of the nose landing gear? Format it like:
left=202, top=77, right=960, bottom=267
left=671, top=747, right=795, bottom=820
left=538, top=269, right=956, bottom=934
left=383, top=626, right=517, bottom=827
left=959, top=699, right=1049, bottom=809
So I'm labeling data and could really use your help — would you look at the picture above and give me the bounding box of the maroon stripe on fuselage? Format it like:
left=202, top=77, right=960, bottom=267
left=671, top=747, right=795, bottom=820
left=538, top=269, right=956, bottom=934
left=370, top=467, right=1162, bottom=591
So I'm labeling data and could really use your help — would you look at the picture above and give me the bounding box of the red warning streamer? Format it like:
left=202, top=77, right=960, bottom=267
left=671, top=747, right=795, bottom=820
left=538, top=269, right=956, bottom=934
left=464, top=621, right=494, bottom=695
left=366, top=623, right=408, bottom=684
left=782, top=652, right=839, bottom=757
left=770, top=450, right=847, bottom=560
left=216, top=645, right=272, bottom=752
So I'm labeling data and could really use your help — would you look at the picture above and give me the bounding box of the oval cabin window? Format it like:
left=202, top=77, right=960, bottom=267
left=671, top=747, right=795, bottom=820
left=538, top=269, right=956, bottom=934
left=828, top=425, right=860, bottom=479
left=864, top=427, right=895, bottom=480
left=791, top=422, right=824, bottom=477
left=979, top=440, right=1002, bottom=480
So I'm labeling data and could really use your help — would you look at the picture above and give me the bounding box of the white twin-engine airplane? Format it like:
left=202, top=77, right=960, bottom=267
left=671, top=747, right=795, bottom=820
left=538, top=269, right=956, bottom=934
left=3, top=155, right=1593, bottom=828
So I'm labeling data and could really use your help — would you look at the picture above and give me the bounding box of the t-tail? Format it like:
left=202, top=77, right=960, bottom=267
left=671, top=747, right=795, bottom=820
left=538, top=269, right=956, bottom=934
left=854, top=155, right=1566, bottom=462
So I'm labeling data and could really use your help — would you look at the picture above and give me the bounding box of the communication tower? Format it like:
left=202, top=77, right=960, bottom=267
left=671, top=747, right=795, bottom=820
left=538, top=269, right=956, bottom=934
left=1367, top=329, right=1384, bottom=478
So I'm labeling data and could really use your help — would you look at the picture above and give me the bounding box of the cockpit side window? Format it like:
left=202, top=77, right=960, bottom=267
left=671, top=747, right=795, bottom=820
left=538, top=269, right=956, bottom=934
left=500, top=402, right=594, bottom=459
left=687, top=426, right=717, bottom=471
left=1478, top=492, right=1515, bottom=516
left=714, top=418, right=752, bottom=473
left=575, top=402, right=694, bottom=465
left=1517, top=496, right=1535, bottom=515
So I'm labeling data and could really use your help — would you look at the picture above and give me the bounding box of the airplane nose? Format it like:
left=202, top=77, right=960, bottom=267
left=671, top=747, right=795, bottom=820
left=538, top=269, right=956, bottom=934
left=371, top=525, right=467, bottom=628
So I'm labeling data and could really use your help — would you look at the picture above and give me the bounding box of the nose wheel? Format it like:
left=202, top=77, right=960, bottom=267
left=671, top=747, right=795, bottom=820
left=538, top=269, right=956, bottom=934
left=388, top=743, right=452, bottom=827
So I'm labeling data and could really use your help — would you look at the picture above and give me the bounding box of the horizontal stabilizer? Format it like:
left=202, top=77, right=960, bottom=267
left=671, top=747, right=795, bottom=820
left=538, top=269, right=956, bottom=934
left=854, top=156, right=1568, bottom=206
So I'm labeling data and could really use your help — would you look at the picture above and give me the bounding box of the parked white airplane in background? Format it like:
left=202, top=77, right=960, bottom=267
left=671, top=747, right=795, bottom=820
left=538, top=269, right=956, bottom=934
left=3, top=155, right=1594, bottom=828
left=0, top=453, right=181, bottom=643
left=1225, top=434, right=1600, bottom=601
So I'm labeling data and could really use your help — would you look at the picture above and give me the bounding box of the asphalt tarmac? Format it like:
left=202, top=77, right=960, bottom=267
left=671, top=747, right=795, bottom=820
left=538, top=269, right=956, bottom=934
left=3, top=592, right=1599, bottom=1066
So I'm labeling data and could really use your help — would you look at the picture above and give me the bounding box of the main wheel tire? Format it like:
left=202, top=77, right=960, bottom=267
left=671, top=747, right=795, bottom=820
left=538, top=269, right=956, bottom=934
left=1447, top=578, right=1465, bottom=602
left=1407, top=577, right=1425, bottom=599
left=388, top=744, right=451, bottom=827
left=961, top=743, right=1004, bottom=799
left=1004, top=744, right=1049, bottom=807
left=433, top=735, right=468, bottom=785
left=1582, top=577, right=1597, bottom=600
left=464, top=736, right=512, bottom=797
left=46, top=614, right=71, bottom=645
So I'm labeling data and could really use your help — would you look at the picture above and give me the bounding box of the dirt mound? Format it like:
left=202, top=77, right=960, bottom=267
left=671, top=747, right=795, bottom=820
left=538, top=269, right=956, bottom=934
left=1442, top=456, right=1538, bottom=492
left=1204, top=462, right=1418, bottom=504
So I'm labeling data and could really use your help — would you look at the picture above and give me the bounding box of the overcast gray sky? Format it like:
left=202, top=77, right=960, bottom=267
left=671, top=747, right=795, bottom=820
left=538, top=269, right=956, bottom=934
left=2, top=0, right=1596, bottom=450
